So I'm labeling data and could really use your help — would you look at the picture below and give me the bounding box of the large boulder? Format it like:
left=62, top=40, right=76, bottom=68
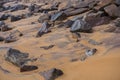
left=40, top=68, right=63, bottom=80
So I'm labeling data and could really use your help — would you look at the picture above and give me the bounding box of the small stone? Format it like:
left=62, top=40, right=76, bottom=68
left=20, top=65, right=38, bottom=72
left=40, top=68, right=63, bottom=80
left=40, top=45, right=54, bottom=50
left=85, top=48, right=97, bottom=56
left=0, top=36, right=4, bottom=42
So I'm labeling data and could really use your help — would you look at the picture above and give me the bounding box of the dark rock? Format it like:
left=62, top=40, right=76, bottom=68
left=0, top=36, right=4, bottom=42
left=5, top=30, right=23, bottom=43
left=65, top=8, right=88, bottom=17
left=20, top=65, right=38, bottom=72
left=10, top=15, right=22, bottom=22
left=28, top=3, right=40, bottom=13
left=104, top=4, right=120, bottom=17
left=63, top=20, right=74, bottom=28
left=0, top=13, right=9, bottom=21
left=51, top=11, right=67, bottom=22
left=10, top=4, right=27, bottom=12
left=36, top=21, right=51, bottom=37
left=0, top=21, right=11, bottom=31
left=85, top=48, right=97, bottom=56
left=70, top=19, right=92, bottom=32
left=51, top=2, right=61, bottom=10
left=40, top=68, right=63, bottom=80
left=115, top=0, right=120, bottom=6
left=70, top=58, right=78, bottom=62
left=113, top=18, right=120, bottom=27
left=5, top=48, right=29, bottom=67
left=40, top=45, right=54, bottom=50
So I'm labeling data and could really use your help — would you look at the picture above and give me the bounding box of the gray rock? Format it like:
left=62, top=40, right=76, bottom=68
left=85, top=48, right=97, bottom=56
left=5, top=48, right=29, bottom=67
left=40, top=68, right=63, bottom=80
left=70, top=19, right=91, bottom=32
left=20, top=65, right=38, bottom=72
left=36, top=21, right=51, bottom=37
left=115, top=0, right=120, bottom=5
left=0, top=36, right=4, bottom=42
left=10, top=15, right=22, bottom=22
left=0, top=21, right=11, bottom=31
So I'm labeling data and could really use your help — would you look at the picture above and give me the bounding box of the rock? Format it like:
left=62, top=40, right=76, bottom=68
left=5, top=30, right=23, bottom=43
left=115, top=0, right=120, bottom=5
left=0, top=36, right=4, bottom=42
left=10, top=15, right=22, bottom=22
left=63, top=20, right=74, bottom=28
left=0, top=21, right=11, bottom=31
left=104, top=4, right=120, bottom=17
left=20, top=65, right=38, bottom=72
left=5, top=48, right=29, bottom=67
left=85, top=48, right=97, bottom=56
left=71, top=32, right=81, bottom=42
left=40, top=45, right=54, bottom=50
left=40, top=68, right=63, bottom=80
left=113, top=18, right=120, bottom=27
left=38, top=14, right=50, bottom=23
left=51, top=2, right=61, bottom=10
left=85, top=11, right=111, bottom=27
left=10, top=4, right=27, bottom=12
left=28, top=3, right=40, bottom=13
left=65, top=8, right=88, bottom=17
left=70, top=19, right=92, bottom=32
left=0, top=13, right=9, bottom=21
left=50, top=11, right=67, bottom=22
left=36, top=21, right=51, bottom=37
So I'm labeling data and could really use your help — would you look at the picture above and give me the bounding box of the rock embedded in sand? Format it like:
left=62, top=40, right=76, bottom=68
left=70, top=19, right=91, bottom=32
left=5, top=30, right=23, bottom=43
left=36, top=21, right=51, bottom=37
left=0, top=21, right=11, bottom=31
left=40, top=68, right=63, bottom=80
left=40, top=45, right=54, bottom=50
left=5, top=48, right=29, bottom=67
left=0, top=36, right=4, bottom=42
left=85, top=48, right=97, bottom=56
left=104, top=4, right=120, bottom=17
left=10, top=15, right=22, bottom=22
left=0, top=13, right=9, bottom=21
left=20, top=65, right=38, bottom=72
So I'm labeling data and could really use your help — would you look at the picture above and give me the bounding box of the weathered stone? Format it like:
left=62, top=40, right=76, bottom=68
left=65, top=8, right=88, bottom=16
left=20, top=65, right=38, bottom=72
left=85, top=48, right=97, bottom=56
left=51, top=11, right=67, bottom=22
left=70, top=19, right=91, bottom=32
left=10, top=15, right=22, bottom=22
left=104, top=4, right=120, bottom=17
left=5, top=48, right=29, bottom=67
left=5, top=30, right=23, bottom=43
left=63, top=20, right=74, bottom=28
left=40, top=68, right=63, bottom=80
left=0, top=13, right=9, bottom=21
left=36, top=21, right=51, bottom=37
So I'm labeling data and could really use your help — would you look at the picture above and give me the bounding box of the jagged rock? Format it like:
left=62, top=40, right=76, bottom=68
left=5, top=30, right=23, bottom=43
left=85, top=48, right=97, bottom=56
left=0, top=21, right=11, bottom=31
left=70, top=19, right=92, bottom=32
left=40, top=68, right=63, bottom=80
left=104, top=4, right=120, bottom=17
left=20, top=65, right=38, bottom=72
left=36, top=21, right=51, bottom=37
left=51, top=11, right=67, bottom=22
left=0, top=36, right=4, bottom=42
left=10, top=15, right=22, bottom=22
left=5, top=48, right=29, bottom=67
left=38, top=14, right=50, bottom=23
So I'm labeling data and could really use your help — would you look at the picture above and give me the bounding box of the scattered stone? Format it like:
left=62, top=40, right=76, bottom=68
left=62, top=20, right=74, bottom=28
left=5, top=48, right=29, bottom=67
left=71, top=32, right=81, bottom=42
left=20, top=65, right=38, bottom=72
left=36, top=21, right=51, bottom=37
left=40, top=45, right=54, bottom=50
left=70, top=19, right=91, bottom=32
left=51, top=11, right=67, bottom=22
left=10, top=15, right=22, bottom=22
left=70, top=58, right=79, bottom=62
left=40, top=68, right=63, bottom=80
left=0, top=13, right=9, bottom=21
left=104, top=4, right=120, bottom=17
left=5, top=30, right=23, bottom=43
left=80, top=54, right=87, bottom=61
left=38, top=14, right=50, bottom=23
left=85, top=48, right=97, bottom=56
